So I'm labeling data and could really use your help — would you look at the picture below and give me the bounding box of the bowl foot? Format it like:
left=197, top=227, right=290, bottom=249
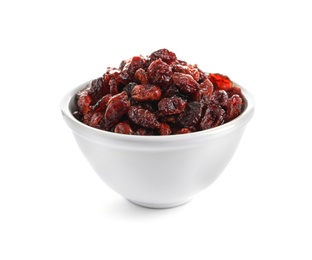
left=127, top=198, right=193, bottom=209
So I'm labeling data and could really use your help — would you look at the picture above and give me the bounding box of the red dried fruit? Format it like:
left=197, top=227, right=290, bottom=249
left=172, top=63, right=200, bottom=81
left=158, top=97, right=187, bottom=115
left=194, top=80, right=213, bottom=104
left=210, top=90, right=228, bottom=108
left=131, top=84, right=162, bottom=101
left=147, top=59, right=173, bottom=88
left=93, top=94, right=112, bottom=112
left=109, top=77, right=118, bottom=95
left=134, top=68, right=148, bottom=84
left=114, top=121, right=134, bottom=135
left=200, top=104, right=225, bottom=130
left=159, top=123, right=172, bottom=135
left=76, top=77, right=108, bottom=114
left=89, top=112, right=105, bottom=128
left=208, top=73, right=233, bottom=91
left=150, top=48, right=177, bottom=64
left=199, top=78, right=214, bottom=91
left=77, top=92, right=92, bottom=114
left=162, top=85, right=187, bottom=99
left=82, top=111, right=93, bottom=125
left=122, top=56, right=146, bottom=79
left=178, top=101, right=202, bottom=128
left=128, top=106, right=160, bottom=129
left=88, top=77, right=108, bottom=104
left=226, top=94, right=243, bottom=122
left=172, top=72, right=199, bottom=94
left=104, top=91, right=130, bottom=128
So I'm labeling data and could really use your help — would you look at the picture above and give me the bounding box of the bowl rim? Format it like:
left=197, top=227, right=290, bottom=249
left=60, top=79, right=255, bottom=143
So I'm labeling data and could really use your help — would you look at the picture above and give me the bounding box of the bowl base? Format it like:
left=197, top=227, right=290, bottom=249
left=127, top=198, right=192, bottom=209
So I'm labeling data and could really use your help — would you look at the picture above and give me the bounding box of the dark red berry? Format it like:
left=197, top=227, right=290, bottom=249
left=147, top=59, right=173, bottom=88
left=172, top=72, right=199, bottom=94
left=131, top=84, right=162, bottom=101
left=158, top=97, right=187, bottom=115
left=128, top=106, right=160, bottom=129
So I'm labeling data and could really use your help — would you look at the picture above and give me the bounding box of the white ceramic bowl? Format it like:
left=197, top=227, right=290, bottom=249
left=60, top=80, right=255, bottom=208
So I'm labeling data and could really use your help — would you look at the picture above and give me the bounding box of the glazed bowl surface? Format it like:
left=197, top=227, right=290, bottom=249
left=60, top=80, right=255, bottom=208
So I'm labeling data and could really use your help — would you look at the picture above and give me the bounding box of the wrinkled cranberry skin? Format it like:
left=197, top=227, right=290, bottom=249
left=89, top=77, right=108, bottom=104
left=226, top=94, right=243, bottom=122
left=134, top=68, right=148, bottom=84
left=210, top=90, right=228, bottom=108
left=131, top=84, right=162, bottom=101
left=150, top=49, right=177, bottom=64
left=128, top=106, right=160, bottom=129
left=104, top=91, right=130, bottom=128
left=178, top=101, right=202, bottom=128
left=77, top=93, right=92, bottom=114
left=89, top=112, right=105, bottom=128
left=158, top=97, right=187, bottom=115
left=172, top=72, right=199, bottom=94
left=93, top=94, right=112, bottom=112
left=200, top=104, right=225, bottom=130
left=76, top=77, right=108, bottom=114
left=147, top=59, right=173, bottom=88
left=122, top=56, right=146, bottom=79
left=172, top=63, right=200, bottom=81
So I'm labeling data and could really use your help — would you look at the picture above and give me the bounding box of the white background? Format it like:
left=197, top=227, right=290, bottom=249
left=1, top=0, right=311, bottom=259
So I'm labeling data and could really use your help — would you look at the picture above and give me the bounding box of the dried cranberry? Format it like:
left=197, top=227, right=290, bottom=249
left=89, top=77, right=108, bottom=104
left=200, top=104, right=225, bottom=130
left=147, top=59, right=173, bottom=88
left=89, top=112, right=105, bottom=128
left=159, top=123, right=172, bottom=135
left=131, top=84, right=162, bottom=101
left=162, top=85, right=187, bottom=99
left=178, top=101, right=202, bottom=128
left=122, top=56, right=146, bottom=79
left=104, top=91, right=130, bottom=128
left=194, top=79, right=213, bottom=104
left=172, top=72, right=199, bottom=94
left=210, top=90, right=228, bottom=108
left=109, top=77, right=118, bottom=95
left=128, top=106, right=160, bottom=129
left=93, top=94, right=112, bottom=112
left=158, top=97, right=187, bottom=115
left=172, top=63, right=200, bottom=81
left=134, top=68, right=148, bottom=84
left=77, top=92, right=92, bottom=114
left=150, top=48, right=177, bottom=64
left=226, top=94, right=243, bottom=122
left=208, top=73, right=233, bottom=91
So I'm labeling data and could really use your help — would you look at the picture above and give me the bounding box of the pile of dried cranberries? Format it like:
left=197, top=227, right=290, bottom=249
left=74, top=49, right=245, bottom=135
